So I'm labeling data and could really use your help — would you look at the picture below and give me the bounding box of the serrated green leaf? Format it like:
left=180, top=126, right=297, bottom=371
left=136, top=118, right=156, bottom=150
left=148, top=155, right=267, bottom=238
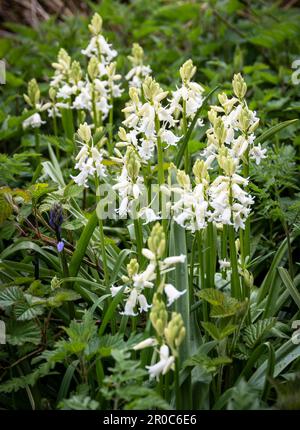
left=243, top=318, right=276, bottom=349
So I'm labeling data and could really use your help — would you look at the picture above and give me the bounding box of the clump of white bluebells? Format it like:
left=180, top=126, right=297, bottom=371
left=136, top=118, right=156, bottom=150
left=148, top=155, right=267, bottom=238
left=126, top=43, right=152, bottom=89
left=208, top=148, right=254, bottom=230
left=163, top=161, right=210, bottom=232
left=169, top=59, right=205, bottom=128
left=47, top=13, right=123, bottom=125
left=71, top=123, right=107, bottom=187
left=23, top=79, right=49, bottom=129
left=204, top=73, right=265, bottom=165
left=111, top=222, right=186, bottom=316
left=112, top=146, right=144, bottom=218
left=119, top=76, right=180, bottom=162
left=82, top=13, right=117, bottom=62
left=49, top=49, right=85, bottom=113
left=133, top=292, right=186, bottom=379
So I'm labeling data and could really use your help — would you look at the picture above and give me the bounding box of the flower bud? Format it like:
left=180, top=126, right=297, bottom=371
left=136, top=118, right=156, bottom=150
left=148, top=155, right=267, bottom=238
left=232, top=73, right=247, bottom=100
left=24, top=79, right=40, bottom=108
left=217, top=151, right=236, bottom=176
left=49, top=202, right=63, bottom=235
left=49, top=87, right=57, bottom=102
left=177, top=169, right=190, bottom=189
left=127, top=258, right=139, bottom=278
left=148, top=222, right=166, bottom=259
left=88, top=13, right=103, bottom=35
left=55, top=48, right=71, bottom=72
left=214, top=117, right=227, bottom=144
left=180, top=59, right=196, bottom=83
left=77, top=122, right=92, bottom=144
left=125, top=147, right=141, bottom=181
left=88, top=56, right=99, bottom=80
left=51, top=276, right=62, bottom=290
left=243, top=269, right=254, bottom=289
left=193, top=159, right=209, bottom=184
left=70, top=60, right=82, bottom=84
left=164, top=312, right=186, bottom=357
left=142, top=76, right=167, bottom=102
left=128, top=43, right=144, bottom=66
left=150, top=293, right=168, bottom=337
left=208, top=108, right=217, bottom=126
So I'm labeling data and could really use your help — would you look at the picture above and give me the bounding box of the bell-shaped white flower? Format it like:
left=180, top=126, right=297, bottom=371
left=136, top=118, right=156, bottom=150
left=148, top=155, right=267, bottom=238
left=164, top=283, right=186, bottom=306
left=146, top=345, right=175, bottom=379
left=133, top=337, right=157, bottom=351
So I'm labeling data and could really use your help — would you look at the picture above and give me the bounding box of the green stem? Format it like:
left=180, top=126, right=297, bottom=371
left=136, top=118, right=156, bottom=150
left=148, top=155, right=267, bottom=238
left=182, top=100, right=189, bottom=173
left=134, top=218, right=143, bottom=261
left=34, top=129, right=40, bottom=166
left=197, top=230, right=208, bottom=322
left=92, top=85, right=98, bottom=128
left=229, top=225, right=240, bottom=299
left=206, top=222, right=216, bottom=289
left=95, top=174, right=109, bottom=288
left=155, top=115, right=164, bottom=212
left=108, top=98, right=113, bottom=155
left=175, top=358, right=181, bottom=409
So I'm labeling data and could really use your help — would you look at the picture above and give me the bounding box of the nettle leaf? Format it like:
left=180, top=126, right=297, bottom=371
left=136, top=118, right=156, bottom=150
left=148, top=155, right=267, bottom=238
left=29, top=183, right=51, bottom=200
left=98, top=333, right=144, bottom=357
left=198, top=288, right=245, bottom=318
left=201, top=321, right=237, bottom=341
left=47, top=289, right=81, bottom=307
left=184, top=353, right=232, bottom=372
left=0, top=194, right=12, bottom=224
left=0, top=286, right=24, bottom=308
left=6, top=320, right=41, bottom=346
left=198, top=288, right=225, bottom=306
left=210, top=296, right=245, bottom=318
left=59, top=395, right=99, bottom=410
left=243, top=318, right=277, bottom=349
left=0, top=362, right=54, bottom=394
left=124, top=391, right=171, bottom=411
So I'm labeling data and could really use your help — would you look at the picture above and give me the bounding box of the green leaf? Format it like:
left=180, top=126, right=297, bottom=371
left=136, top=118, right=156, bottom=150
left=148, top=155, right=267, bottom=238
left=201, top=321, right=237, bottom=340
left=198, top=288, right=225, bottom=306
left=15, top=301, right=44, bottom=321
left=278, top=267, right=300, bottom=310
left=6, top=320, right=41, bottom=346
left=59, top=394, right=99, bottom=410
left=47, top=289, right=81, bottom=308
left=243, top=318, right=277, bottom=349
left=0, top=362, right=53, bottom=393
left=57, top=360, right=79, bottom=403
left=69, top=211, right=98, bottom=278
left=0, top=286, right=24, bottom=308
left=254, top=119, right=299, bottom=146
left=198, top=288, right=245, bottom=318
left=184, top=353, right=232, bottom=371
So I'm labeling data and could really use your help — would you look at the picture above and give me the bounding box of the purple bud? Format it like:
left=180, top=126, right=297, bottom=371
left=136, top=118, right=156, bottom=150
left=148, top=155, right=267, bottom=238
left=57, top=241, right=64, bottom=253
left=49, top=203, right=63, bottom=232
